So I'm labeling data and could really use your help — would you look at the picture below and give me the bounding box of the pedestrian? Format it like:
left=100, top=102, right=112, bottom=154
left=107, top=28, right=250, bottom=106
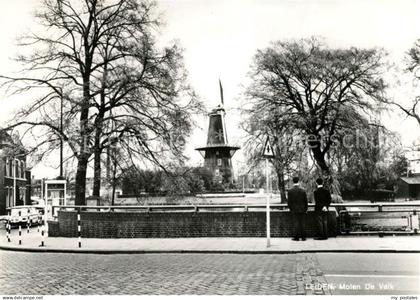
left=287, top=176, right=308, bottom=241
left=313, top=178, right=332, bottom=240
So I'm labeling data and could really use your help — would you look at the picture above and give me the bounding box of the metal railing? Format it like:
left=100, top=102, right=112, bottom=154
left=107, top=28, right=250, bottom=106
left=6, top=203, right=420, bottom=235
left=62, top=203, right=420, bottom=235
left=49, top=202, right=420, bottom=213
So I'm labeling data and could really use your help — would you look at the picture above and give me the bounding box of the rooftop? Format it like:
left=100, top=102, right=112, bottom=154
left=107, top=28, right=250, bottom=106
left=400, top=176, right=420, bottom=185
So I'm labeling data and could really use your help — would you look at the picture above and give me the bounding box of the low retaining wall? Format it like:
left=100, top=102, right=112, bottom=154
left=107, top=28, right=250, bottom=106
left=48, top=210, right=338, bottom=238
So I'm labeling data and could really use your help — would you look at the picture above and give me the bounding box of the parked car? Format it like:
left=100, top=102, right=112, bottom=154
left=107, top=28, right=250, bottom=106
left=7, top=207, right=42, bottom=227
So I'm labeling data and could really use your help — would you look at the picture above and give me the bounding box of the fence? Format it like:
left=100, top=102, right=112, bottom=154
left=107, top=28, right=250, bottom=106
left=48, top=203, right=420, bottom=236
left=6, top=202, right=420, bottom=236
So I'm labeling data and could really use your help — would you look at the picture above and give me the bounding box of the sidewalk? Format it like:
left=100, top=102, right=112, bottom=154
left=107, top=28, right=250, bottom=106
left=1, top=228, right=419, bottom=254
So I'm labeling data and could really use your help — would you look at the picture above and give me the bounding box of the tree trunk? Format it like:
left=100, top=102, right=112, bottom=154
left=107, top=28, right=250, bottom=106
left=275, top=167, right=287, bottom=204
left=93, top=65, right=107, bottom=198
left=92, top=148, right=102, bottom=197
left=75, top=155, right=89, bottom=206
left=75, top=68, right=91, bottom=206
left=310, top=144, right=341, bottom=196
left=111, top=159, right=117, bottom=206
left=311, top=145, right=330, bottom=174
left=92, top=117, right=103, bottom=197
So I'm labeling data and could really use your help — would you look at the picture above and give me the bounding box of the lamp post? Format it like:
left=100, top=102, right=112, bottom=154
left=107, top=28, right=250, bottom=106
left=59, top=92, right=64, bottom=179
left=263, top=137, right=275, bottom=248
left=13, top=158, right=16, bottom=207
left=265, top=158, right=271, bottom=247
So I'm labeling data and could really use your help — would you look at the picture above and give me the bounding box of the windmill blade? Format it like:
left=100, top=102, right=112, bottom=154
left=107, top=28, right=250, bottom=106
left=219, top=79, right=224, bottom=105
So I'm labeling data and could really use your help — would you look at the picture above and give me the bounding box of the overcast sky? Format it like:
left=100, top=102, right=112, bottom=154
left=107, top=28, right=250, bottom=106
left=1, top=0, right=420, bottom=178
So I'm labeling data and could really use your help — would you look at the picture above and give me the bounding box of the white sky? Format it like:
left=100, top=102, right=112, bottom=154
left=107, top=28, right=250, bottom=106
left=0, top=0, right=420, bottom=178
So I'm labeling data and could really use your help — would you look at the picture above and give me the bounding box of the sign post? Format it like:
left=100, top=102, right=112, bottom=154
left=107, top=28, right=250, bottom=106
left=263, top=137, right=275, bottom=248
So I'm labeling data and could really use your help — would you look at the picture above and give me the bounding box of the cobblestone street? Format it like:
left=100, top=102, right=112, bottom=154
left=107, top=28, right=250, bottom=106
left=0, top=250, right=418, bottom=295
left=0, top=251, right=324, bottom=295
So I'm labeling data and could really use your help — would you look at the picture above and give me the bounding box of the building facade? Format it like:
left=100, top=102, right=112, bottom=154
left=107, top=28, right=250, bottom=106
left=0, top=132, right=31, bottom=215
left=396, top=177, right=420, bottom=200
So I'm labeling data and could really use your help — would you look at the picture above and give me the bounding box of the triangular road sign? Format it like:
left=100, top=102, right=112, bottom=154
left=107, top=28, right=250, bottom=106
left=263, top=137, right=275, bottom=158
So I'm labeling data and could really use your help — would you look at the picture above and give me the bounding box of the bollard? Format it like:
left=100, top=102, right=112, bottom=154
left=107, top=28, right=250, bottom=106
left=40, top=228, right=45, bottom=247
left=7, top=222, right=11, bottom=242
left=18, top=211, right=22, bottom=245
left=39, top=215, right=45, bottom=247
left=6, top=210, right=11, bottom=243
left=27, top=208, right=30, bottom=233
left=6, top=221, right=9, bottom=242
left=77, top=211, right=81, bottom=248
left=18, top=226, right=22, bottom=245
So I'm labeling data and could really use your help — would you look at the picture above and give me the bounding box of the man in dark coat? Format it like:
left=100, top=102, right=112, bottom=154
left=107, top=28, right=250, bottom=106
left=287, top=176, right=308, bottom=241
left=313, top=178, right=332, bottom=240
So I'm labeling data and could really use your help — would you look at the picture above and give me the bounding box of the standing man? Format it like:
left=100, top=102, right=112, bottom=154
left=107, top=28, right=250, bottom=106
left=287, top=177, right=308, bottom=241
left=313, top=178, right=332, bottom=240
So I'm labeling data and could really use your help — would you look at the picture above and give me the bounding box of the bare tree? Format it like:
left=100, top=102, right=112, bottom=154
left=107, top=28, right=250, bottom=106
left=244, top=37, right=388, bottom=192
left=391, top=39, right=420, bottom=126
left=241, top=106, right=303, bottom=201
left=88, top=22, right=198, bottom=197
left=0, top=0, right=199, bottom=205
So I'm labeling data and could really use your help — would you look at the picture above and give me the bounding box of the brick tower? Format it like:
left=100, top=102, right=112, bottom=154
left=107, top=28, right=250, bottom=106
left=195, top=81, right=240, bottom=184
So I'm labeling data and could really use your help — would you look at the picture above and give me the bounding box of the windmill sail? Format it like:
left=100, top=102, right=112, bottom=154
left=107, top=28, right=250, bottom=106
left=219, top=79, right=224, bottom=105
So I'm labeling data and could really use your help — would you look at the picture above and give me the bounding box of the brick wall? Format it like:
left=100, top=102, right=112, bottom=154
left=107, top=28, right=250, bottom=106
left=49, top=210, right=338, bottom=238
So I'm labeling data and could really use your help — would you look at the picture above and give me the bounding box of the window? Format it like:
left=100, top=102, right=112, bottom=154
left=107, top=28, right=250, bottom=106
left=5, top=158, right=8, bottom=177
left=6, top=187, right=13, bottom=208
left=20, top=188, right=26, bottom=204
left=217, top=158, right=222, bottom=166
left=21, top=161, right=25, bottom=178
left=9, top=159, right=12, bottom=177
left=5, top=188, right=9, bottom=208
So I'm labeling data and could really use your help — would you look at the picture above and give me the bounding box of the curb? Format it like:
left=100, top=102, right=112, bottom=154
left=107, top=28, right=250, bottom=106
left=1, top=245, right=419, bottom=255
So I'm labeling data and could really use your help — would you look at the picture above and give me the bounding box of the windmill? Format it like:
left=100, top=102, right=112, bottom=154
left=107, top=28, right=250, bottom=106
left=195, top=80, right=240, bottom=184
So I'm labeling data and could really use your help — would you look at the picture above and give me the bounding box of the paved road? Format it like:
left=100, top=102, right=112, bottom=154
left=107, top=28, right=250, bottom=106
left=0, top=251, right=418, bottom=295
left=316, top=253, right=419, bottom=295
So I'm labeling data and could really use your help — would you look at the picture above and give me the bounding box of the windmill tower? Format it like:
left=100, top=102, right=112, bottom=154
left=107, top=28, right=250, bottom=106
left=195, top=81, right=240, bottom=184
